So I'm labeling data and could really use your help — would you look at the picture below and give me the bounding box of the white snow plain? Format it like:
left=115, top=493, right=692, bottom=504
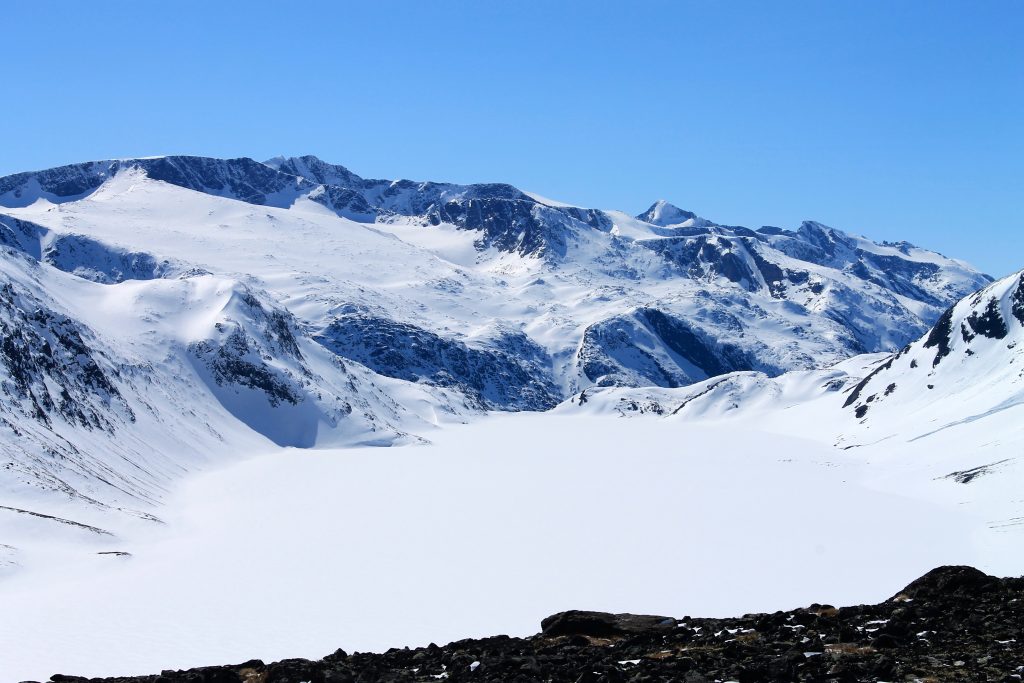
left=2, top=410, right=1018, bottom=682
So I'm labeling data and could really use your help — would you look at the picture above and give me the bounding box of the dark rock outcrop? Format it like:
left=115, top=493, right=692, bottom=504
left=577, top=307, right=763, bottom=388
left=966, top=298, right=1008, bottom=339
left=0, top=157, right=309, bottom=209
left=315, top=315, right=558, bottom=411
left=923, top=304, right=956, bottom=367
left=1012, top=273, right=1024, bottom=325
left=1, top=215, right=176, bottom=284
left=0, top=279, right=133, bottom=431
left=540, top=611, right=677, bottom=637
left=37, top=566, right=1024, bottom=683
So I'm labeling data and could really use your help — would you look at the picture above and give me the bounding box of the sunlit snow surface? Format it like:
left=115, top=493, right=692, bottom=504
left=0, top=164, right=1018, bottom=681
left=2, top=411, right=1020, bottom=682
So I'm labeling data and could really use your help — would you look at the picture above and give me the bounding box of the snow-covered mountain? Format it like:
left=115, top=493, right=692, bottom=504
left=0, top=236, right=445, bottom=519
left=0, top=153, right=1001, bottom=545
left=0, top=155, right=989, bottom=395
left=567, top=268, right=1024, bottom=459
left=840, top=268, right=1024, bottom=433
left=2, top=154, right=1022, bottom=682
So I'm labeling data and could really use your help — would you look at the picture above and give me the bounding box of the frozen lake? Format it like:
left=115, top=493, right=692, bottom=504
left=0, top=412, right=1003, bottom=682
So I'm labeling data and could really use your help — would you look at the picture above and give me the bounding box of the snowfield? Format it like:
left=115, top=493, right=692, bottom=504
left=0, top=156, right=1020, bottom=682
left=3, top=410, right=1021, bottom=682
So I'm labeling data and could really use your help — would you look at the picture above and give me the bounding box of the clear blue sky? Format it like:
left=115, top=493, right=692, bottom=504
left=5, top=1, right=1022, bottom=277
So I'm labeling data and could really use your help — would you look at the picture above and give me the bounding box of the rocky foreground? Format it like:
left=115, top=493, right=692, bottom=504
left=39, top=567, right=1023, bottom=683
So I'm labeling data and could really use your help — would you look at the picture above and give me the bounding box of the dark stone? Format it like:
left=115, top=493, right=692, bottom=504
left=923, top=304, right=956, bottom=366
left=540, top=611, right=675, bottom=637
left=869, top=633, right=900, bottom=650
left=896, top=565, right=994, bottom=599
left=871, top=655, right=896, bottom=678
left=967, top=298, right=1009, bottom=339
left=1012, top=274, right=1024, bottom=325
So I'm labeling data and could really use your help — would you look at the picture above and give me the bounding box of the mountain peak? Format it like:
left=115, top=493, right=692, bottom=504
left=637, top=200, right=704, bottom=227
left=265, top=155, right=364, bottom=187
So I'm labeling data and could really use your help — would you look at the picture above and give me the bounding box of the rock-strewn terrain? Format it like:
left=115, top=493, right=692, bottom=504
left=38, top=566, right=1024, bottom=683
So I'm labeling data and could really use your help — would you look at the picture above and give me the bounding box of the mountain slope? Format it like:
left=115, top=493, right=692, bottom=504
left=567, top=269, right=1024, bottom=458
left=0, top=154, right=1001, bottom=546
left=0, top=238, right=453, bottom=533
left=841, top=269, right=1024, bottom=431
left=0, top=156, right=990, bottom=397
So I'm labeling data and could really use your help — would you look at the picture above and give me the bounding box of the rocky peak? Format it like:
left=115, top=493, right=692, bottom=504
left=264, top=154, right=365, bottom=188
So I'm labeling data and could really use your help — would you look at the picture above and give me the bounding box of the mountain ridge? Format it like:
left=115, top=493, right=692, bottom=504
left=0, top=154, right=987, bottom=271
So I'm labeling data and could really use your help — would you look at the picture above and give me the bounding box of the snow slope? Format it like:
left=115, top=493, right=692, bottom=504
left=0, top=231, right=458, bottom=571
left=839, top=269, right=1024, bottom=438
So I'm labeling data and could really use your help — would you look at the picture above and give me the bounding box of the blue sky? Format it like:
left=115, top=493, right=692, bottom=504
left=5, top=1, right=1022, bottom=276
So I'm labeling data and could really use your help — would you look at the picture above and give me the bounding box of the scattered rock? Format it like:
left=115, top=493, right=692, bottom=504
left=44, top=566, right=1024, bottom=683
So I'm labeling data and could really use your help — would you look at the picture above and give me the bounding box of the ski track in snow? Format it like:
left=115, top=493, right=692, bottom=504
left=908, top=397, right=1024, bottom=442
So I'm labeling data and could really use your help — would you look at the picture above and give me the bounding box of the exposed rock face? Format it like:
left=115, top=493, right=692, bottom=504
left=139, top=156, right=305, bottom=205
left=37, top=566, right=1024, bottom=683
left=185, top=287, right=398, bottom=449
left=923, top=304, right=957, bottom=366
left=270, top=155, right=614, bottom=258
left=313, top=180, right=610, bottom=261
left=315, top=315, right=559, bottom=411
left=188, top=291, right=307, bottom=411
left=1, top=215, right=177, bottom=283
left=1013, top=274, right=1024, bottom=325
left=577, top=307, right=765, bottom=388
left=0, top=276, right=133, bottom=432
left=965, top=297, right=1008, bottom=339
left=0, top=157, right=309, bottom=209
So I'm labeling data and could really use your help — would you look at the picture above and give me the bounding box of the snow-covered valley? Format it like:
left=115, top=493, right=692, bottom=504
left=0, top=155, right=1020, bottom=682
left=3, top=408, right=1021, bottom=682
